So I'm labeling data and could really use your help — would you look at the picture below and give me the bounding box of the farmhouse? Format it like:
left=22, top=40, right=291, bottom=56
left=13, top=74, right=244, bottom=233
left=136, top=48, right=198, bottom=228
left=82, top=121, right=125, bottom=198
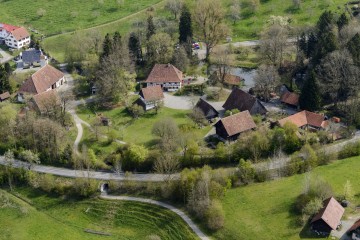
left=347, top=218, right=360, bottom=240
left=311, top=197, right=344, bottom=234
left=215, top=110, right=256, bottom=141
left=0, top=23, right=30, bottom=49
left=137, top=85, right=164, bottom=111
left=145, top=64, right=183, bottom=91
left=30, top=90, right=60, bottom=114
left=0, top=92, right=10, bottom=102
left=18, top=64, right=65, bottom=101
left=194, top=98, right=219, bottom=120
left=278, top=110, right=328, bottom=130
left=223, top=88, right=267, bottom=115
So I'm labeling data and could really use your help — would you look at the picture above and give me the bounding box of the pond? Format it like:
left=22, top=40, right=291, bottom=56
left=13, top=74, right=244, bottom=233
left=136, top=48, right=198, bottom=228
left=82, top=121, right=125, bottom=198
left=209, top=65, right=257, bottom=91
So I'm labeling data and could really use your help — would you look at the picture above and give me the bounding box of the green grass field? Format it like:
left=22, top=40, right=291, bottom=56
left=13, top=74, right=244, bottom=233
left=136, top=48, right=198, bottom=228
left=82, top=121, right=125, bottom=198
left=0, top=0, right=162, bottom=36
left=0, top=188, right=198, bottom=240
left=77, top=105, right=211, bottom=148
left=212, top=156, right=360, bottom=240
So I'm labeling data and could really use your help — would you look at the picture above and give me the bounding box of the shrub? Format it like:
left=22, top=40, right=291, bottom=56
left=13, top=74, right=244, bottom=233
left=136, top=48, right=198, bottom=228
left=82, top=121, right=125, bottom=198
left=205, top=200, right=225, bottom=230
left=338, top=141, right=360, bottom=159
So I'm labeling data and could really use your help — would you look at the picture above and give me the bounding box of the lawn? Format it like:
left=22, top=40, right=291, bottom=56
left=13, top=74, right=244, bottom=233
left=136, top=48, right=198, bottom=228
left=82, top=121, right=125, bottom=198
left=0, top=0, right=162, bottom=36
left=77, top=105, right=211, bottom=148
left=0, top=187, right=199, bottom=240
left=212, top=156, right=360, bottom=240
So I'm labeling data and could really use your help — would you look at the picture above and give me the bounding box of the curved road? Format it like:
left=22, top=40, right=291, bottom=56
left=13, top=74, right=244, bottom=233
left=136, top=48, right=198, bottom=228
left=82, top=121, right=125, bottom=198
left=101, top=194, right=209, bottom=240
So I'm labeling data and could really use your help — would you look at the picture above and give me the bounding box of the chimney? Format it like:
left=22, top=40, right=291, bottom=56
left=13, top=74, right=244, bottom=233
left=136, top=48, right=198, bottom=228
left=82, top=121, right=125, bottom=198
left=167, top=63, right=171, bottom=67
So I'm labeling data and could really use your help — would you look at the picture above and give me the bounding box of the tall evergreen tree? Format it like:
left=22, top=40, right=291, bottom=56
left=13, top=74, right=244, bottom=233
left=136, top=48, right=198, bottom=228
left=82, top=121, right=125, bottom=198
left=0, top=64, right=11, bottom=93
left=347, top=33, right=360, bottom=66
left=179, top=5, right=193, bottom=44
left=317, top=11, right=335, bottom=32
left=337, top=12, right=349, bottom=31
left=306, top=32, right=317, bottom=58
left=299, top=71, right=321, bottom=111
left=128, top=32, right=142, bottom=63
left=113, top=31, right=122, bottom=49
left=146, top=15, right=156, bottom=41
left=101, top=33, right=113, bottom=60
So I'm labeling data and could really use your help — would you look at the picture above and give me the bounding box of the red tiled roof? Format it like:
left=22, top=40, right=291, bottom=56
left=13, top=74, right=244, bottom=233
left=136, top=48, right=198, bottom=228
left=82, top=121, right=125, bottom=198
left=311, top=197, right=344, bottom=231
left=224, top=74, right=243, bottom=85
left=0, top=92, right=10, bottom=100
left=11, top=27, right=29, bottom=41
left=216, top=110, right=256, bottom=137
left=278, top=110, right=326, bottom=129
left=140, top=85, right=164, bottom=101
left=280, top=91, right=299, bottom=106
left=0, top=23, right=19, bottom=32
left=145, top=64, right=183, bottom=83
left=32, top=90, right=60, bottom=113
left=18, top=65, right=64, bottom=94
left=348, top=218, right=360, bottom=233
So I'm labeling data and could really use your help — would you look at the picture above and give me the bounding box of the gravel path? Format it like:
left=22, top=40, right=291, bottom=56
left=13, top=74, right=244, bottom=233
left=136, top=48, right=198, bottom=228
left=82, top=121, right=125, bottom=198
left=0, top=48, right=13, bottom=64
left=163, top=93, right=197, bottom=110
left=101, top=194, right=209, bottom=240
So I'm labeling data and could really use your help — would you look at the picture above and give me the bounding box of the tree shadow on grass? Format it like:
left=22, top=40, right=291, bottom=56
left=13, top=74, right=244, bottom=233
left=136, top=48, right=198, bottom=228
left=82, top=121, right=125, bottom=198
left=299, top=223, right=329, bottom=239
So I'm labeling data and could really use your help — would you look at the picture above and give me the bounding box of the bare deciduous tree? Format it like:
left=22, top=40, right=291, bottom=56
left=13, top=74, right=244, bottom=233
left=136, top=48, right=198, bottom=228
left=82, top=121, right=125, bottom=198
left=194, top=0, right=228, bottom=62
left=229, top=0, right=241, bottom=24
left=253, top=64, right=280, bottom=102
left=165, top=0, right=183, bottom=19
left=259, top=23, right=289, bottom=67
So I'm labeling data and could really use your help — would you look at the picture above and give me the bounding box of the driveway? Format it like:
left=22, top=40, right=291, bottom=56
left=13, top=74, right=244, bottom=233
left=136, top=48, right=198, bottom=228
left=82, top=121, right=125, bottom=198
left=0, top=48, right=13, bottom=64
left=332, top=214, right=360, bottom=240
left=163, top=92, right=199, bottom=110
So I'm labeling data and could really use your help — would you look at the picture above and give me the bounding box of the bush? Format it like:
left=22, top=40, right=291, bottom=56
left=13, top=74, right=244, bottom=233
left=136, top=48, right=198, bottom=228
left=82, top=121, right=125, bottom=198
left=205, top=200, right=225, bottom=230
left=338, top=141, right=360, bottom=159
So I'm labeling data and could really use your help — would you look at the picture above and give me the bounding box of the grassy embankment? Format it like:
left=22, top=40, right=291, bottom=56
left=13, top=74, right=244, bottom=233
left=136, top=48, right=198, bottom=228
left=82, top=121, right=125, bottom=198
left=0, top=187, right=198, bottom=240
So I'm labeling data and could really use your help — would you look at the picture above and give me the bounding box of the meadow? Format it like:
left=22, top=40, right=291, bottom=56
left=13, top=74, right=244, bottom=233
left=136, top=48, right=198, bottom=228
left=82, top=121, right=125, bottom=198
left=0, top=188, right=198, bottom=240
left=212, top=156, right=360, bottom=240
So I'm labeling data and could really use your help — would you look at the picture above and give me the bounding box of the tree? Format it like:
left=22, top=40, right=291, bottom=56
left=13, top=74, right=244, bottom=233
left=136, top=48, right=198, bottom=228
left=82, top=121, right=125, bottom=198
left=259, top=23, right=289, bottom=67
left=298, top=144, right=318, bottom=172
left=318, top=50, right=358, bottom=106
left=189, top=107, right=207, bottom=128
left=187, top=172, right=210, bottom=218
left=128, top=104, right=144, bottom=119
left=237, top=159, right=255, bottom=184
left=124, top=144, right=149, bottom=170
left=153, top=152, right=180, bottom=179
left=37, top=8, right=46, bottom=17
left=303, top=197, right=322, bottom=216
left=128, top=32, right=143, bottom=63
left=0, top=64, right=11, bottom=93
left=152, top=118, right=179, bottom=151
left=343, top=180, right=354, bottom=201
left=249, top=0, right=260, bottom=13
left=212, top=47, right=233, bottom=86
left=0, top=103, right=17, bottom=146
left=171, top=45, right=189, bottom=71
left=4, top=150, right=14, bottom=191
left=205, top=200, right=225, bottom=230
left=147, top=33, right=174, bottom=65
left=19, top=150, right=40, bottom=169
left=101, top=34, right=113, bottom=59
left=179, top=5, right=193, bottom=44
left=194, top=0, right=228, bottom=62
left=299, top=70, right=321, bottom=111
left=165, top=0, right=182, bottom=19
left=283, top=122, right=301, bottom=154
left=253, top=64, right=280, bottom=102
left=337, top=13, right=349, bottom=31
left=229, top=0, right=241, bottom=24
left=146, top=15, right=156, bottom=41
left=347, top=33, right=360, bottom=66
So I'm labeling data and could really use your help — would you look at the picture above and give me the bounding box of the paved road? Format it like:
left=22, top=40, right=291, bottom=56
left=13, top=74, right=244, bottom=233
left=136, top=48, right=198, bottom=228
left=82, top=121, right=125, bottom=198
left=101, top=194, right=209, bottom=240
left=0, top=156, right=178, bottom=182
left=0, top=48, right=13, bottom=64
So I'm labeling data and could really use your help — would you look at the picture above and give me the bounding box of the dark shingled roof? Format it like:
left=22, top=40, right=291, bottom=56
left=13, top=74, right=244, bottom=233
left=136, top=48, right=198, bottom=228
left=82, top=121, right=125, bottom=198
left=311, top=197, right=344, bottom=231
left=215, top=110, right=256, bottom=137
left=223, top=88, right=266, bottom=114
left=348, top=218, right=360, bottom=233
left=139, top=85, right=164, bottom=101
left=145, top=64, right=183, bottom=83
left=195, top=98, right=219, bottom=118
left=22, top=49, right=41, bottom=64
